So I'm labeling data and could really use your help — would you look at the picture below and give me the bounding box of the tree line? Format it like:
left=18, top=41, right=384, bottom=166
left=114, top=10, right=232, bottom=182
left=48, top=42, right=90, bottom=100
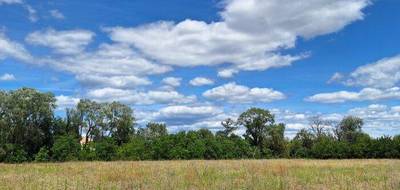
left=0, top=88, right=399, bottom=163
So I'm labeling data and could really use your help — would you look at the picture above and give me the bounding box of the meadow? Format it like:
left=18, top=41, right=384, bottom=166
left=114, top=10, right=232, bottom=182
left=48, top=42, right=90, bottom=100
left=0, top=159, right=399, bottom=190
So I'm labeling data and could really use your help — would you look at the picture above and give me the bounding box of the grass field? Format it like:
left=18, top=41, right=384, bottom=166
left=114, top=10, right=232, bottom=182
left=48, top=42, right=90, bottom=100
left=0, top=159, right=399, bottom=190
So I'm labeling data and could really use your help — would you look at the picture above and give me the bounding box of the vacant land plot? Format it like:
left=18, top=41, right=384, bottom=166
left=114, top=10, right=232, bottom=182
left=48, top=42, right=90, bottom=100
left=0, top=159, right=399, bottom=190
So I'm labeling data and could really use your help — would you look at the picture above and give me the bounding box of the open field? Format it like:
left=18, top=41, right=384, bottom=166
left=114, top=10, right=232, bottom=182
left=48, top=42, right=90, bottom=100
left=0, top=159, right=399, bottom=190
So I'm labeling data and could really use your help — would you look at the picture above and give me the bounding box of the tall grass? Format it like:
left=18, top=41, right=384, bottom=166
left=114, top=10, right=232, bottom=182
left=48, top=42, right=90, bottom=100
left=0, top=159, right=399, bottom=189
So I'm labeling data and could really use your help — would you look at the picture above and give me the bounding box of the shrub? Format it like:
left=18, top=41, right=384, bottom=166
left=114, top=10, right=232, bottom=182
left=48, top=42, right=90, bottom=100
left=51, top=135, right=80, bottom=162
left=34, top=147, right=50, bottom=162
left=95, top=138, right=117, bottom=161
left=2, top=144, right=28, bottom=163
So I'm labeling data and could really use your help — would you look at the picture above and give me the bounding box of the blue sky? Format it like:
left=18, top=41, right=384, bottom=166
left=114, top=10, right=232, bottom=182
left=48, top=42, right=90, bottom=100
left=0, top=0, right=399, bottom=137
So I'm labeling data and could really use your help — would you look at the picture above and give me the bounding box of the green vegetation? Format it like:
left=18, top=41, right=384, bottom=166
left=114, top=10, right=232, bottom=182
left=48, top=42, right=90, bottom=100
left=0, top=88, right=399, bottom=163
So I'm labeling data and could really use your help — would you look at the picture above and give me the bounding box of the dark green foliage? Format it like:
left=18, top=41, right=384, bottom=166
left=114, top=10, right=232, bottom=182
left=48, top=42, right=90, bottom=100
left=34, top=147, right=50, bottom=162
left=95, top=138, right=117, bottom=161
left=51, top=135, right=80, bottom=162
left=0, top=88, right=56, bottom=159
left=1, top=144, right=28, bottom=163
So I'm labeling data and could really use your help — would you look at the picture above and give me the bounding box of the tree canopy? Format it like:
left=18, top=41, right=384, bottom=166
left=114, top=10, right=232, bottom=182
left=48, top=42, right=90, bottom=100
left=0, top=88, right=399, bottom=163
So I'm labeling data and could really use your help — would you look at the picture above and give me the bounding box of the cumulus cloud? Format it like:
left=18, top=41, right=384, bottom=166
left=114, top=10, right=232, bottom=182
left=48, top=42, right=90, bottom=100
left=162, top=77, right=182, bottom=87
left=105, top=0, right=369, bottom=77
left=340, top=55, right=400, bottom=88
left=56, top=95, right=80, bottom=110
left=0, top=33, right=32, bottom=61
left=41, top=43, right=171, bottom=89
left=203, top=82, right=286, bottom=103
left=76, top=75, right=151, bottom=89
left=26, top=29, right=95, bottom=54
left=86, top=87, right=196, bottom=105
left=0, top=73, right=16, bottom=81
left=305, top=87, right=400, bottom=103
left=49, top=9, right=65, bottom=19
left=189, top=77, right=214, bottom=86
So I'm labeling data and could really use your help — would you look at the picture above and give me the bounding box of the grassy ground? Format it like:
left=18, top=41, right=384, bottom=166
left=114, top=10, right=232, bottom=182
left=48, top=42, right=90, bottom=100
left=0, top=159, right=399, bottom=190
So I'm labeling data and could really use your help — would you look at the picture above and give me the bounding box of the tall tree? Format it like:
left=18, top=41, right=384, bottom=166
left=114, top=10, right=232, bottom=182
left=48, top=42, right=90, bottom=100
left=75, top=99, right=105, bottom=144
left=0, top=88, right=56, bottom=156
left=105, top=102, right=135, bottom=145
left=237, top=108, right=275, bottom=152
left=335, top=116, right=364, bottom=143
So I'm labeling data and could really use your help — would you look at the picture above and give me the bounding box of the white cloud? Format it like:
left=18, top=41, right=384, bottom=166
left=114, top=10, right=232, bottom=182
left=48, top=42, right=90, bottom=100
left=189, top=77, right=214, bottom=86
left=217, top=68, right=238, bottom=78
left=41, top=43, right=172, bottom=88
left=341, top=55, right=400, bottom=88
left=203, top=82, right=286, bottom=103
left=0, top=0, right=22, bottom=4
left=106, top=0, right=369, bottom=77
left=24, top=4, right=37, bottom=22
left=0, top=73, right=16, bottom=81
left=49, top=9, right=65, bottom=19
left=76, top=75, right=151, bottom=88
left=56, top=95, right=80, bottom=110
left=328, top=72, right=344, bottom=84
left=162, top=77, right=181, bottom=87
left=0, top=33, right=32, bottom=61
left=158, top=105, right=222, bottom=120
left=305, top=87, right=400, bottom=103
left=26, top=29, right=94, bottom=54
left=86, top=87, right=196, bottom=105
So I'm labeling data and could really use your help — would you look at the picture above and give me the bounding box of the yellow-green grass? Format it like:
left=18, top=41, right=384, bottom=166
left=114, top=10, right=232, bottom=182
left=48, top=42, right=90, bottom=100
left=0, top=159, right=399, bottom=190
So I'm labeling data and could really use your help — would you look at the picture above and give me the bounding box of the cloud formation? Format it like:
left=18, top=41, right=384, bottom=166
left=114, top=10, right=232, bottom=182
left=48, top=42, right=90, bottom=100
left=0, top=73, right=16, bottom=81
left=189, top=77, right=214, bottom=86
left=203, top=82, right=286, bottom=103
left=306, top=87, right=400, bottom=103
left=86, top=87, right=196, bottom=105
left=106, top=0, right=369, bottom=77
left=0, top=33, right=32, bottom=61
left=49, top=9, right=65, bottom=20
left=26, top=29, right=95, bottom=55
left=338, top=55, right=400, bottom=88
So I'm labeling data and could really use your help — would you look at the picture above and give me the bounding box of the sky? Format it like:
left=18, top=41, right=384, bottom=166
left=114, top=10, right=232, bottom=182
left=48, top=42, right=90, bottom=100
left=0, top=0, right=399, bottom=137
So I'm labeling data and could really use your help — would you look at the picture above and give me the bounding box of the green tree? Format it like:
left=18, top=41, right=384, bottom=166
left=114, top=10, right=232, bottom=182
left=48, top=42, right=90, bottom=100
left=0, top=88, right=56, bottom=157
left=237, top=108, right=275, bottom=155
left=335, top=116, right=364, bottom=143
left=105, top=102, right=135, bottom=145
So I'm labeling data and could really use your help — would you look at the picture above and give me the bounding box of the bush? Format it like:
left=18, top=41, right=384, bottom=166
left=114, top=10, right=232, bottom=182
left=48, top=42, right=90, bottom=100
left=2, top=144, right=28, bottom=163
left=117, top=137, right=150, bottom=160
left=0, top=147, right=6, bottom=162
left=95, top=138, right=117, bottom=161
left=34, top=147, right=50, bottom=162
left=79, top=143, right=97, bottom=161
left=51, top=135, right=80, bottom=162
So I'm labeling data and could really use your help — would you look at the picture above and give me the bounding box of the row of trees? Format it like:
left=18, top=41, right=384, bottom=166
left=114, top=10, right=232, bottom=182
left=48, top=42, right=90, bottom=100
left=0, top=88, right=399, bottom=163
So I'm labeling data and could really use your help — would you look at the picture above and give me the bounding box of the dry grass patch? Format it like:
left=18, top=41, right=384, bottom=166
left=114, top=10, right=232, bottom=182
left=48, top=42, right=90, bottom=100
left=0, top=159, right=399, bottom=190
